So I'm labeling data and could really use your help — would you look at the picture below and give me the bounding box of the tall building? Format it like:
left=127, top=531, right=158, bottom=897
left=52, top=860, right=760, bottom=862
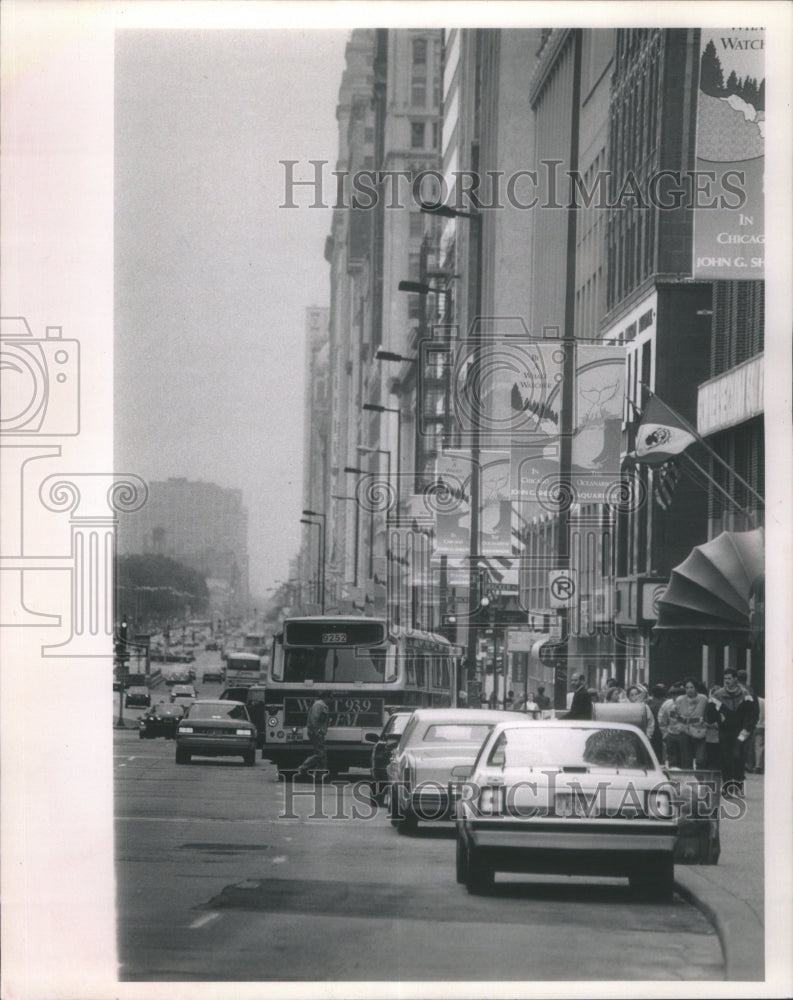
left=117, top=477, right=250, bottom=611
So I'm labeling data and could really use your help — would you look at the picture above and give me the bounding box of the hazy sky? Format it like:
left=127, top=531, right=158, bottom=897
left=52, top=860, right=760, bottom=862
left=115, top=30, right=348, bottom=598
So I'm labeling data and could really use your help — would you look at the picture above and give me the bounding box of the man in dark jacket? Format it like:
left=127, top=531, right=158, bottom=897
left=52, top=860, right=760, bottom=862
left=567, top=673, right=593, bottom=720
left=295, top=693, right=331, bottom=780
left=706, top=667, right=759, bottom=796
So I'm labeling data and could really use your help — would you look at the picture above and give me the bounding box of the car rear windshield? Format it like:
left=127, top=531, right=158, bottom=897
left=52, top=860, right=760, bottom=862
left=187, top=702, right=249, bottom=721
left=423, top=724, right=494, bottom=744
left=487, top=726, right=655, bottom=770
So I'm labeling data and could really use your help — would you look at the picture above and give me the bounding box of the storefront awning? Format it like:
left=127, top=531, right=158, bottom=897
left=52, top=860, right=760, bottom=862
left=654, top=528, right=764, bottom=633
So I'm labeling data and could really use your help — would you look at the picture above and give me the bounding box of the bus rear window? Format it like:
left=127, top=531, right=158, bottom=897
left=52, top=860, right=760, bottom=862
left=280, top=646, right=395, bottom=683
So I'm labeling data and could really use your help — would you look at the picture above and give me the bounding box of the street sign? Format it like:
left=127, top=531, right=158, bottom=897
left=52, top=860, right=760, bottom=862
left=548, top=570, right=577, bottom=607
left=506, top=629, right=535, bottom=652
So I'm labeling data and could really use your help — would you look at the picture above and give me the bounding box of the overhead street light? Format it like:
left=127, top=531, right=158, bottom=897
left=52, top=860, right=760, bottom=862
left=376, top=348, right=416, bottom=364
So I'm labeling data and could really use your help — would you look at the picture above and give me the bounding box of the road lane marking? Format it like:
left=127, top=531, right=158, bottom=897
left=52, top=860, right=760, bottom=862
left=272, top=856, right=287, bottom=864
left=189, top=912, right=221, bottom=929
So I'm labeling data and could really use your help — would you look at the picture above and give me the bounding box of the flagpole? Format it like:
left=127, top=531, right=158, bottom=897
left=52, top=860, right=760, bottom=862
left=678, top=451, right=760, bottom=528
left=640, top=383, right=765, bottom=506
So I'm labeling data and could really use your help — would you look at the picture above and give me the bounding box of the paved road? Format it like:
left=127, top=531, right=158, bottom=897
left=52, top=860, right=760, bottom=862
left=115, top=730, right=724, bottom=983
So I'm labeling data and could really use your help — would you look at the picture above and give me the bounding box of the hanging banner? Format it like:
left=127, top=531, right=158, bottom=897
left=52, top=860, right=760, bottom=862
left=479, top=452, right=513, bottom=556
left=693, top=29, right=764, bottom=279
left=511, top=345, right=625, bottom=506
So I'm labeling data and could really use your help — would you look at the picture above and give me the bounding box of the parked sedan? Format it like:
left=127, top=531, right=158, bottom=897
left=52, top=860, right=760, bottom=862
left=456, top=719, right=679, bottom=898
left=138, top=702, right=185, bottom=740
left=175, top=700, right=257, bottom=765
left=386, top=708, right=513, bottom=833
left=369, top=710, right=414, bottom=805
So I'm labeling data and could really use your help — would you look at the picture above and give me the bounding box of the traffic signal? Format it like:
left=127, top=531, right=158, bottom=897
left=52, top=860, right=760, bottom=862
left=115, top=620, right=128, bottom=661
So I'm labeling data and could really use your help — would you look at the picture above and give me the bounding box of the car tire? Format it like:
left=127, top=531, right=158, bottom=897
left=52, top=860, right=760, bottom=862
left=243, top=750, right=256, bottom=766
left=465, top=847, right=494, bottom=895
left=396, top=806, right=418, bottom=835
left=456, top=835, right=469, bottom=884
left=138, top=730, right=145, bottom=740
left=175, top=748, right=190, bottom=765
left=629, top=854, right=674, bottom=901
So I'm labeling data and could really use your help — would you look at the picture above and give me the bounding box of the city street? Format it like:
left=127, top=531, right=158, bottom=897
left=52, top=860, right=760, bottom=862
left=115, top=720, right=724, bottom=982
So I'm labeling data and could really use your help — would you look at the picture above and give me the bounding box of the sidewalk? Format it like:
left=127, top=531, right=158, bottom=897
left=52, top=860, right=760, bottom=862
left=674, top=772, right=764, bottom=981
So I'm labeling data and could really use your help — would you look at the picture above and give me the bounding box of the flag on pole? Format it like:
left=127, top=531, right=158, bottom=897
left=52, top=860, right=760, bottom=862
left=632, top=395, right=697, bottom=465
left=653, top=459, right=681, bottom=510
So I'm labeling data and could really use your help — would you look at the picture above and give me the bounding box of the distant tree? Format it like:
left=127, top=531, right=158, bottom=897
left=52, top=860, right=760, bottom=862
left=742, top=76, right=759, bottom=109
left=725, top=69, right=741, bottom=96
left=117, top=554, right=210, bottom=621
left=756, top=78, right=765, bottom=112
left=700, top=39, right=724, bottom=96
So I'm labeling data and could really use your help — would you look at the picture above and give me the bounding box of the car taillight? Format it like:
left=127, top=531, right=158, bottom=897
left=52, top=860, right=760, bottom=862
left=478, top=785, right=505, bottom=816
left=647, top=789, right=675, bottom=819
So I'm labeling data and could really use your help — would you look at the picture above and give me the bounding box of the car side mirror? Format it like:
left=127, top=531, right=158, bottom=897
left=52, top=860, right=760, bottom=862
left=363, top=732, right=380, bottom=744
left=450, top=764, right=473, bottom=778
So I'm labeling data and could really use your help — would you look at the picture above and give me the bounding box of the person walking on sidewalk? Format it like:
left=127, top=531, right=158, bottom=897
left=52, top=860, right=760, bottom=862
left=706, top=667, right=759, bottom=796
left=566, top=673, right=593, bottom=719
left=674, top=677, right=709, bottom=769
left=294, top=692, right=331, bottom=781
left=749, top=694, right=765, bottom=774
left=658, top=682, right=685, bottom=767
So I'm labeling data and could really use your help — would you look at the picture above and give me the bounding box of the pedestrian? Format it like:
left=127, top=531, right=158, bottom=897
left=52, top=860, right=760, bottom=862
left=600, top=677, right=619, bottom=701
left=535, top=685, right=551, bottom=712
left=457, top=689, right=468, bottom=707
left=566, top=673, right=593, bottom=720
left=674, top=677, right=708, bottom=769
left=704, top=686, right=722, bottom=770
left=626, top=684, right=656, bottom=741
left=750, top=695, right=765, bottom=774
left=520, top=693, right=540, bottom=718
left=705, top=667, right=760, bottom=796
left=607, top=679, right=627, bottom=702
left=294, top=692, right=331, bottom=781
left=646, top=683, right=666, bottom=761
left=658, top=682, right=685, bottom=767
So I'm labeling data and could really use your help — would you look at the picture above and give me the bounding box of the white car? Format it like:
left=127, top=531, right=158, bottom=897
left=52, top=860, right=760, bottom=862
left=385, top=708, right=514, bottom=834
left=456, top=719, right=679, bottom=898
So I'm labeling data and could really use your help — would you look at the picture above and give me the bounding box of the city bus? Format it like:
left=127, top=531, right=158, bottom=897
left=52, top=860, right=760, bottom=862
left=260, top=616, right=459, bottom=776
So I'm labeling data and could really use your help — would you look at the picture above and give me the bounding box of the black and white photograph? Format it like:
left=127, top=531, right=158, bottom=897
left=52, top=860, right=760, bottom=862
left=1, top=2, right=792, bottom=997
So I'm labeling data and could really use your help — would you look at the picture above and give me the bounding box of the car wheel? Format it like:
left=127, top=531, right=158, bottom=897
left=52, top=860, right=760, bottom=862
left=629, top=854, right=674, bottom=901
left=175, top=748, right=190, bottom=765
left=138, top=730, right=145, bottom=740
left=465, top=846, right=494, bottom=895
left=243, top=750, right=256, bottom=766
left=396, top=804, right=419, bottom=835
left=456, top=835, right=469, bottom=884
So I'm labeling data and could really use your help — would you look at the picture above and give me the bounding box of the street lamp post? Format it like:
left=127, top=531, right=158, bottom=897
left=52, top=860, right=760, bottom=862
left=362, top=402, right=402, bottom=500
left=421, top=196, right=483, bottom=691
left=352, top=447, right=392, bottom=582
left=302, top=510, right=326, bottom=614
left=300, top=515, right=325, bottom=613
left=332, top=494, right=360, bottom=589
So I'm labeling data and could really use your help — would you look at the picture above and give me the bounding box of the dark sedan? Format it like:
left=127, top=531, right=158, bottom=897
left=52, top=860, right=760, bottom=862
left=175, top=700, right=257, bottom=765
left=369, top=710, right=414, bottom=804
left=138, top=702, right=186, bottom=740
